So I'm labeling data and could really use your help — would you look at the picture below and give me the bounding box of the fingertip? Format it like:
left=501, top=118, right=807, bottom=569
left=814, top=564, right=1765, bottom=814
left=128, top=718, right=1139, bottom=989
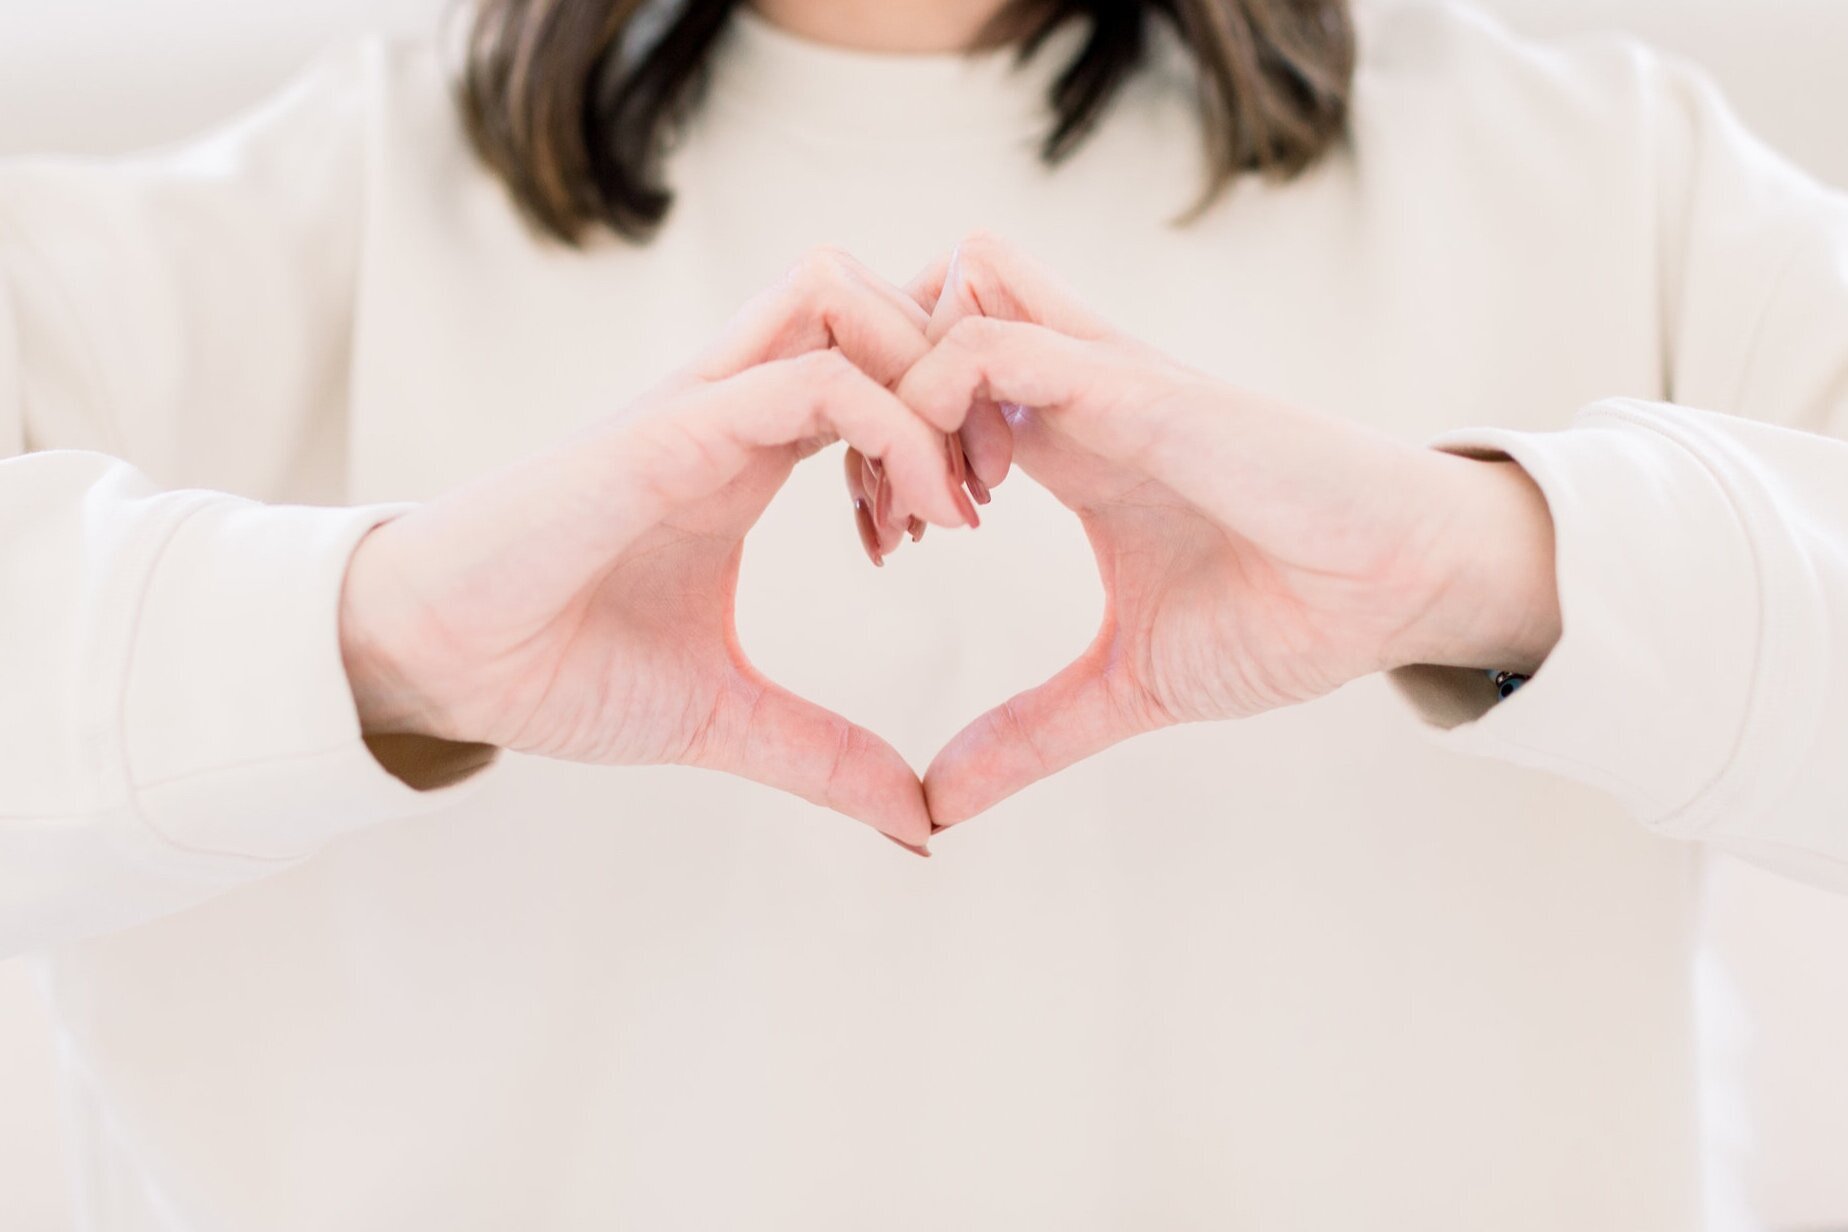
left=876, top=513, right=907, bottom=559
left=853, top=498, right=884, bottom=566
left=905, top=255, right=951, bottom=315
left=946, top=433, right=968, bottom=487
left=872, top=462, right=893, bottom=528
left=952, top=485, right=982, bottom=529
left=824, top=729, right=934, bottom=848
left=920, top=741, right=987, bottom=832
left=881, top=833, right=933, bottom=859
left=843, top=448, right=870, bottom=502
left=961, top=399, right=1014, bottom=488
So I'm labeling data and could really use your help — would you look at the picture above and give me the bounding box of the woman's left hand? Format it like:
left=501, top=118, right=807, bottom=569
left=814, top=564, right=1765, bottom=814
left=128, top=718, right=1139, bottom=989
left=876, top=234, right=1564, bottom=828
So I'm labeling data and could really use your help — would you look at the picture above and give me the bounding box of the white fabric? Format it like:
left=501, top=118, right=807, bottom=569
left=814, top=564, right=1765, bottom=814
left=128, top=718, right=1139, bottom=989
left=2, top=2, right=1846, bottom=1226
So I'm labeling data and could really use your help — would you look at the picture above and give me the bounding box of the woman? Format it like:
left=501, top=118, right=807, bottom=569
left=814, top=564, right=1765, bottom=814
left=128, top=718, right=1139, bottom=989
left=4, top=0, right=1847, bottom=1226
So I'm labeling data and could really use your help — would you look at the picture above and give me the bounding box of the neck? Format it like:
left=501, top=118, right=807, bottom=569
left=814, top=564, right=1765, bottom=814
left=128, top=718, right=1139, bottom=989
left=745, top=0, right=1017, bottom=53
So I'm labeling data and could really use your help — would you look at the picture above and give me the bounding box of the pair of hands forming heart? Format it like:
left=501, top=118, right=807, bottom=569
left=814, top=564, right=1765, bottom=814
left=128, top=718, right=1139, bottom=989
left=340, top=233, right=1562, bottom=853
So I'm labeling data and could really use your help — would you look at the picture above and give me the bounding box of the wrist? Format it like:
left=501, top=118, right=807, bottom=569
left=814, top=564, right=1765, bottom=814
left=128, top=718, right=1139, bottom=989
left=338, top=520, right=452, bottom=739
left=1390, top=453, right=1563, bottom=675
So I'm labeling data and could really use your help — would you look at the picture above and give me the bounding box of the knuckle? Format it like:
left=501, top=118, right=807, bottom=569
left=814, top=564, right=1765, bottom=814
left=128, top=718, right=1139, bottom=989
left=794, top=245, right=854, bottom=298
left=816, top=717, right=859, bottom=811
left=796, top=347, right=854, bottom=383
left=951, top=230, right=1012, bottom=287
left=942, top=314, right=1000, bottom=354
left=788, top=349, right=858, bottom=413
left=956, top=228, right=1006, bottom=260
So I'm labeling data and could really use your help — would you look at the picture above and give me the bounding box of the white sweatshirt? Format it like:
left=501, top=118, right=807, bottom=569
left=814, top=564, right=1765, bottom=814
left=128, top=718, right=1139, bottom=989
left=2, top=2, right=1845, bottom=1227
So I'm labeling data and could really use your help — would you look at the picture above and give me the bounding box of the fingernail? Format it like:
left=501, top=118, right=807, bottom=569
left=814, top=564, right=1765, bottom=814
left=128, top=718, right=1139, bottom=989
left=952, top=485, right=981, bottom=529
left=882, top=834, right=931, bottom=858
left=853, top=499, right=884, bottom=567
left=908, top=517, right=926, bottom=543
left=965, top=469, right=992, bottom=506
left=874, top=464, right=894, bottom=528
left=946, top=433, right=967, bottom=487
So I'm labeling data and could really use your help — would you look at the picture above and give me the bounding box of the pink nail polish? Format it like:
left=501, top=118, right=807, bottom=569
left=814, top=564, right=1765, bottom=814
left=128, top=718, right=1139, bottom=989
left=965, top=469, right=992, bottom=506
left=882, top=834, right=931, bottom=858
left=908, top=517, right=926, bottom=543
left=853, top=499, right=884, bottom=567
left=874, top=464, right=894, bottom=528
left=952, top=486, right=981, bottom=529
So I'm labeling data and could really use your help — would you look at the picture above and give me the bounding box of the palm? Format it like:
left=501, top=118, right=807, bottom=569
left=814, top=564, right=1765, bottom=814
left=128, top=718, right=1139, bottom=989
left=905, top=235, right=1470, bottom=829
left=1015, top=406, right=1383, bottom=724
left=346, top=264, right=973, bottom=852
left=485, top=454, right=792, bottom=765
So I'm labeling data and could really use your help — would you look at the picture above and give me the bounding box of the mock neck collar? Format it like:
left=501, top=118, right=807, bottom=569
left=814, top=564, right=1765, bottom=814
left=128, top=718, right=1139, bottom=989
left=705, top=5, right=1087, bottom=145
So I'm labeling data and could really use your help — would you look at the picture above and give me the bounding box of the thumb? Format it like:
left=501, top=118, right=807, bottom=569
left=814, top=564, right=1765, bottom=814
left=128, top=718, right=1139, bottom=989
left=695, top=673, right=934, bottom=852
left=926, top=231, right=1116, bottom=342
left=923, top=639, right=1159, bottom=830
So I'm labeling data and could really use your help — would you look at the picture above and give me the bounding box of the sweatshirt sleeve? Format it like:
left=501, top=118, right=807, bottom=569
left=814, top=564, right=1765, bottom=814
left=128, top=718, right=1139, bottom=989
left=0, top=46, right=496, bottom=957
left=1390, top=54, right=1848, bottom=893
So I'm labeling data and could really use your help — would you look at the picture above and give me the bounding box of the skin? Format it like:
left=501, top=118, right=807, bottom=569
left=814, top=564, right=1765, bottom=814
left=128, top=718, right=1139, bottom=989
left=339, top=1, right=1562, bottom=849
left=748, top=0, right=1011, bottom=53
left=340, top=248, right=974, bottom=851
left=857, top=235, right=1560, bottom=828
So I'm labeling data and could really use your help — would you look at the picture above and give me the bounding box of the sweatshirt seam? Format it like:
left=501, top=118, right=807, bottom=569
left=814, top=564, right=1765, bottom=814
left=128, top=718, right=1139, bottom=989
left=131, top=738, right=387, bottom=797
left=110, top=497, right=306, bottom=868
left=1574, top=402, right=1772, bottom=835
left=1424, top=429, right=1686, bottom=814
left=1430, top=411, right=1767, bottom=825
left=1442, top=707, right=1670, bottom=815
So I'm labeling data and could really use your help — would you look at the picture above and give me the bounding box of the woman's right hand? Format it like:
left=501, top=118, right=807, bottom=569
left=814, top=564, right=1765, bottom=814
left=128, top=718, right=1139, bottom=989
left=337, top=249, right=975, bottom=850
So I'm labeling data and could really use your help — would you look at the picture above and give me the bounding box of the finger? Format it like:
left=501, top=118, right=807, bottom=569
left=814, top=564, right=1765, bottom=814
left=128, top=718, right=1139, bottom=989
left=925, top=231, right=1117, bottom=343
left=922, top=640, right=1163, bottom=830
left=863, top=456, right=912, bottom=558
left=699, top=675, right=933, bottom=849
left=896, top=316, right=1114, bottom=441
left=959, top=397, right=1013, bottom=493
left=675, top=350, right=975, bottom=529
left=842, top=448, right=884, bottom=567
left=835, top=250, right=934, bottom=336
left=904, top=256, right=951, bottom=316
left=844, top=448, right=925, bottom=564
left=694, top=246, right=932, bottom=389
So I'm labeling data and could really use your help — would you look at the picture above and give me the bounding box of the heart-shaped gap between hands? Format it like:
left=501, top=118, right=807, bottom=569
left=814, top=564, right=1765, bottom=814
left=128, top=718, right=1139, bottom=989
left=342, top=234, right=1562, bottom=859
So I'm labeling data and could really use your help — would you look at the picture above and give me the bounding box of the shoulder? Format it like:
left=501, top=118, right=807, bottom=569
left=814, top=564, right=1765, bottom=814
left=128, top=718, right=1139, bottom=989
left=1345, top=0, right=1740, bottom=230
left=1351, top=1, right=1710, bottom=160
left=1357, top=0, right=1672, bottom=91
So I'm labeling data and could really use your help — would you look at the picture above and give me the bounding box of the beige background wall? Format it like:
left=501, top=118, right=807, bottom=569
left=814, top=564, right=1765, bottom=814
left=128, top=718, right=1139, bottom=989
left=2, top=1, right=1847, bottom=1228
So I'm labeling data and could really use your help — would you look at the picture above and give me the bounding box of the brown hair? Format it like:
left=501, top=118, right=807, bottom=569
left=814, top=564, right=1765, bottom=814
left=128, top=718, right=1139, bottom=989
left=460, top=0, right=1355, bottom=245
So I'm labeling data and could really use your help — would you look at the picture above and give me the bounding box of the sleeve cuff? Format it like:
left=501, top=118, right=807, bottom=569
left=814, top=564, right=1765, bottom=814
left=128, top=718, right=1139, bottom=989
left=1387, top=399, right=1783, bottom=835
left=122, top=496, right=499, bottom=862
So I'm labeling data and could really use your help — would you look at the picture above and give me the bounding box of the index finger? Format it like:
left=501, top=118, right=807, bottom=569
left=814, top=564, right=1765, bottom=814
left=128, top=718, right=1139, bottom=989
left=694, top=246, right=934, bottom=389
left=923, top=231, right=1118, bottom=343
